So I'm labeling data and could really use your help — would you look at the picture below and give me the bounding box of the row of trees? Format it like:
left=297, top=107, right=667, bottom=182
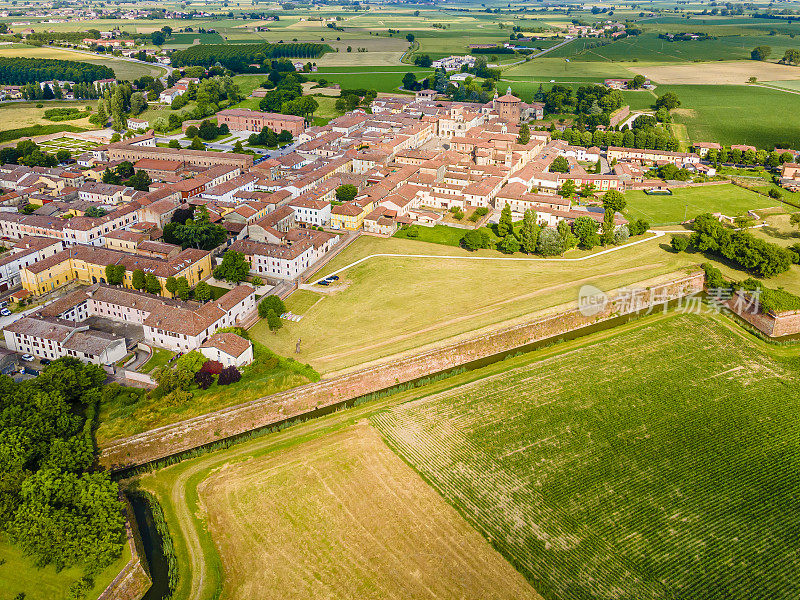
left=0, top=56, right=115, bottom=85
left=0, top=359, right=126, bottom=594
left=706, top=146, right=794, bottom=167
left=171, top=42, right=330, bottom=71
left=248, top=126, right=294, bottom=148
left=460, top=191, right=646, bottom=256
left=0, top=139, right=64, bottom=168
left=549, top=125, right=681, bottom=153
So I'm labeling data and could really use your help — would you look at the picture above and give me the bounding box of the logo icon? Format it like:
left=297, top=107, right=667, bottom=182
left=578, top=284, right=608, bottom=317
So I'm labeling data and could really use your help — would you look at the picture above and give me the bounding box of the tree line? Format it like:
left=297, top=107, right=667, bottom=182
left=170, top=43, right=331, bottom=71
left=0, top=359, right=126, bottom=598
left=0, top=57, right=115, bottom=85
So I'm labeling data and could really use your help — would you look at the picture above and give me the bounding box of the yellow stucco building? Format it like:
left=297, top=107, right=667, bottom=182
left=21, top=245, right=212, bottom=298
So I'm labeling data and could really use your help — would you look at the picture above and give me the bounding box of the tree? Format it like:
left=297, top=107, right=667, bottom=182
left=751, top=45, right=771, bottom=61
left=131, top=269, right=146, bottom=290
left=402, top=72, right=418, bottom=90
left=671, top=234, right=690, bottom=252
left=782, top=49, right=800, bottom=65
left=214, top=250, right=250, bottom=283
left=601, top=190, right=626, bottom=214
left=258, top=295, right=286, bottom=318
left=116, top=161, right=135, bottom=179
left=406, top=33, right=415, bottom=43
left=497, top=204, right=513, bottom=237
left=266, top=308, right=282, bottom=331
left=185, top=125, right=199, bottom=138
left=104, top=264, right=125, bottom=285
left=461, top=229, right=488, bottom=251
left=630, top=74, right=646, bottom=89
left=56, top=149, right=71, bottom=163
left=85, top=206, right=107, bottom=218
left=335, top=184, right=358, bottom=203
left=151, top=31, right=166, bottom=46
left=176, top=350, right=207, bottom=375
left=128, top=170, right=152, bottom=191
left=194, top=281, right=212, bottom=303
left=519, top=209, right=540, bottom=254
left=517, top=122, right=530, bottom=145
left=190, top=136, right=205, bottom=150
left=145, top=273, right=161, bottom=295
left=102, top=168, right=121, bottom=185
left=559, top=179, right=577, bottom=197
left=537, top=226, right=564, bottom=256
left=218, top=365, right=242, bottom=385
left=573, top=216, right=600, bottom=249
left=198, top=120, right=218, bottom=141
left=498, top=233, right=520, bottom=254
left=130, top=91, right=147, bottom=115
left=654, top=91, right=681, bottom=111
left=550, top=155, right=570, bottom=173
left=165, top=276, right=178, bottom=296
left=791, top=212, right=800, bottom=230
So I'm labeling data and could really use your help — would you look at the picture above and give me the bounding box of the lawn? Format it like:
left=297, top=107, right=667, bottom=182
left=661, top=84, right=800, bottom=148
left=373, top=313, right=800, bottom=600
left=139, top=348, right=174, bottom=374
left=394, top=223, right=498, bottom=247
left=197, top=422, right=540, bottom=600
left=249, top=234, right=698, bottom=375
left=306, top=69, right=431, bottom=93
left=0, top=533, right=131, bottom=600
left=623, top=183, right=779, bottom=225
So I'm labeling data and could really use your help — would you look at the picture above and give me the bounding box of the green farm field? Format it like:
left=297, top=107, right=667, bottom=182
left=624, top=183, right=779, bottom=225
left=373, top=313, right=800, bottom=600
left=663, top=84, right=800, bottom=148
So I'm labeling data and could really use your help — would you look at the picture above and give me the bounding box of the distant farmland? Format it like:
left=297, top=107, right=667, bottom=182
left=374, top=314, right=800, bottom=600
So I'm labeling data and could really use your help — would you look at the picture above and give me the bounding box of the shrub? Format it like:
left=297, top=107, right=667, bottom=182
left=199, top=360, right=224, bottom=375
left=194, top=370, right=215, bottom=390
left=218, top=365, right=241, bottom=385
left=405, top=225, right=419, bottom=238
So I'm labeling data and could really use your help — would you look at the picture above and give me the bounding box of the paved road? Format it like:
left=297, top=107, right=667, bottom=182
left=61, top=46, right=174, bottom=83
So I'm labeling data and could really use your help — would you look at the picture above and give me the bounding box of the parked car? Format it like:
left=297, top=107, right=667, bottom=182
left=0, top=300, right=8, bottom=308
left=21, top=354, right=34, bottom=362
left=328, top=275, right=340, bottom=281
left=0, top=308, right=11, bottom=316
left=40, top=358, right=51, bottom=365
left=317, top=280, right=330, bottom=286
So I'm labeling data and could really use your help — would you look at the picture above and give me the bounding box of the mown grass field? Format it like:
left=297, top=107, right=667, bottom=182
left=372, top=313, right=800, bottom=600
left=198, top=422, right=541, bottom=600
left=624, top=183, right=779, bottom=225
left=250, top=229, right=800, bottom=375
left=249, top=234, right=697, bottom=374
left=0, top=534, right=131, bottom=600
